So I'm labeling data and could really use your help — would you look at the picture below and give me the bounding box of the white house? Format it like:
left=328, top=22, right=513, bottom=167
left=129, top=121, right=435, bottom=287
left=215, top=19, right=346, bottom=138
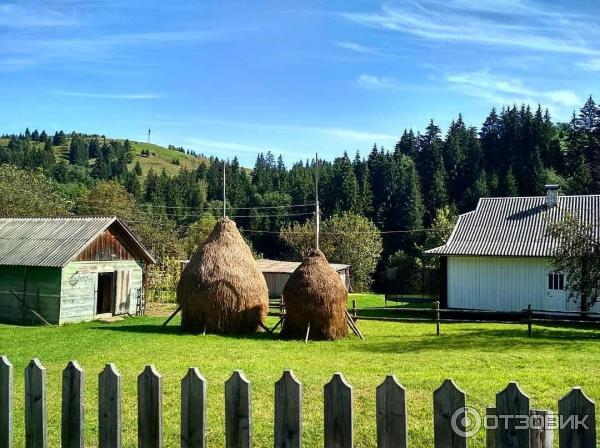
left=426, top=185, right=600, bottom=312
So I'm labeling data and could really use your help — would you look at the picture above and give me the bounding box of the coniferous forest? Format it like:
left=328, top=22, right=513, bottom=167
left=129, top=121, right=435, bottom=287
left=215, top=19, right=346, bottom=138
left=1, top=98, right=599, bottom=291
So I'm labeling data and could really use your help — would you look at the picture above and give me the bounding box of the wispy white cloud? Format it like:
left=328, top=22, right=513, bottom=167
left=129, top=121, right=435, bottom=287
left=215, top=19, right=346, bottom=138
left=177, top=119, right=396, bottom=143
left=51, top=90, right=164, bottom=100
left=185, top=138, right=286, bottom=155
left=577, top=58, right=600, bottom=71
left=446, top=70, right=581, bottom=111
left=357, top=74, right=401, bottom=90
left=332, top=41, right=387, bottom=56
left=342, top=1, right=600, bottom=56
left=0, top=3, right=81, bottom=28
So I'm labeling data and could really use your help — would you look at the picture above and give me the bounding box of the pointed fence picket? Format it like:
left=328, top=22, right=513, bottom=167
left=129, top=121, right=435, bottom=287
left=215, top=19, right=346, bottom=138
left=274, top=370, right=302, bottom=448
left=0, top=355, right=599, bottom=447
left=25, top=358, right=47, bottom=448
left=98, top=363, right=121, bottom=448
left=376, top=375, right=407, bottom=448
left=61, top=361, right=84, bottom=448
left=181, top=367, right=207, bottom=448
left=225, top=370, right=252, bottom=448
left=0, top=356, right=13, bottom=448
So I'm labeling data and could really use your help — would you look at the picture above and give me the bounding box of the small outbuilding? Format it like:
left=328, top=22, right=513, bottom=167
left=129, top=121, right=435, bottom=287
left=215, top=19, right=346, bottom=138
left=0, top=216, right=155, bottom=325
left=256, top=258, right=351, bottom=298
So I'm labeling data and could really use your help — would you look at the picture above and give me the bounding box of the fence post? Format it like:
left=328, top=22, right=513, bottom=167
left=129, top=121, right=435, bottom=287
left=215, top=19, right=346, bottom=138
left=434, top=301, right=440, bottom=336
left=62, top=361, right=84, bottom=448
left=352, top=300, right=357, bottom=318
left=0, top=356, right=13, bottom=448
left=25, top=358, right=47, bottom=448
left=181, top=367, right=207, bottom=448
left=225, top=370, right=252, bottom=448
left=376, top=375, right=407, bottom=448
left=486, top=407, right=496, bottom=448
left=99, top=364, right=121, bottom=448
left=529, top=410, right=553, bottom=448
left=324, top=373, right=353, bottom=448
left=558, top=387, right=595, bottom=448
left=527, top=304, right=532, bottom=338
left=274, top=370, right=302, bottom=448
left=138, top=365, right=163, bottom=448
left=495, top=382, right=530, bottom=448
left=433, top=379, right=466, bottom=448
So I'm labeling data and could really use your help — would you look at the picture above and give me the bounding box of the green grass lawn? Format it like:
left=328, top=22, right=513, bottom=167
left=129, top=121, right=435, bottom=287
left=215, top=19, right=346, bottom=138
left=1, top=294, right=599, bottom=447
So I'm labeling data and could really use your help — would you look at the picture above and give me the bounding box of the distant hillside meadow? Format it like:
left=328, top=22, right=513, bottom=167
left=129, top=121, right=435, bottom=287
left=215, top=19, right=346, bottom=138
left=0, top=96, right=599, bottom=292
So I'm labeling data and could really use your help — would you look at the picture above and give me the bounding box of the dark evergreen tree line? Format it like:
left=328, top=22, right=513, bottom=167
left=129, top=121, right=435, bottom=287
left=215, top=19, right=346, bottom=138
left=1, top=97, right=599, bottom=273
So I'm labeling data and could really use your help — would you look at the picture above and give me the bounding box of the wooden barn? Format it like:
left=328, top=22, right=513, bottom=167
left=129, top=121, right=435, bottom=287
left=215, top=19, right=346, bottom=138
left=0, top=217, right=154, bottom=325
left=256, top=258, right=351, bottom=298
left=426, top=186, right=600, bottom=312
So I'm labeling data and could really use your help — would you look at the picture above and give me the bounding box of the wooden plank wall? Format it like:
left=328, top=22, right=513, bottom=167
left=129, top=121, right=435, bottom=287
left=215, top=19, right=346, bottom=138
left=74, top=229, right=135, bottom=262
left=2, top=357, right=596, bottom=447
left=60, top=260, right=142, bottom=323
left=0, top=266, right=61, bottom=324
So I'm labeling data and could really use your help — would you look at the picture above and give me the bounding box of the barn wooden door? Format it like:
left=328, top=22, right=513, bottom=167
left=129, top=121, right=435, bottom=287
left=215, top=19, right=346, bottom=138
left=113, top=270, right=132, bottom=315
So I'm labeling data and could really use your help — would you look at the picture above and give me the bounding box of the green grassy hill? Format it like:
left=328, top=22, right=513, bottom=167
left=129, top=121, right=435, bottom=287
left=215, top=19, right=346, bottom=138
left=0, top=136, right=208, bottom=178
left=128, top=141, right=206, bottom=178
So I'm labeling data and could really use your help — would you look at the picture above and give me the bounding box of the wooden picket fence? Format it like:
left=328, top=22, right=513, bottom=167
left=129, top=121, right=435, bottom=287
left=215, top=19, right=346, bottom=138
left=0, top=355, right=597, bottom=447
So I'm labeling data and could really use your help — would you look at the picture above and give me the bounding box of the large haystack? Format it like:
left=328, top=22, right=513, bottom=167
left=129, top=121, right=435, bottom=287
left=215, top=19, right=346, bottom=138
left=281, top=249, right=348, bottom=340
left=176, top=218, right=268, bottom=334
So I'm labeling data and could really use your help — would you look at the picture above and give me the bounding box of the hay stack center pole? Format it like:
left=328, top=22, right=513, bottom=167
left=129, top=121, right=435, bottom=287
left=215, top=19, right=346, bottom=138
left=315, top=153, right=320, bottom=251
left=223, top=160, right=226, bottom=218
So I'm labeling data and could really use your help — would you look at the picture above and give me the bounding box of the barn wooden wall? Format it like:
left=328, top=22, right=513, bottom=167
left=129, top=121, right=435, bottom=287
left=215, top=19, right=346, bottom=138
left=74, top=230, right=135, bottom=262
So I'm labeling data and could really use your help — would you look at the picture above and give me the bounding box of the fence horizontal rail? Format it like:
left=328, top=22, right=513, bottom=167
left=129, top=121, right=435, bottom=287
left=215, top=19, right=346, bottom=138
left=0, top=356, right=597, bottom=447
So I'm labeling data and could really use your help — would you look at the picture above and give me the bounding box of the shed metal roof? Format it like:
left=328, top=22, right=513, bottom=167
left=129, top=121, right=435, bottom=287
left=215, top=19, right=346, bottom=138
left=0, top=216, right=155, bottom=267
left=426, top=195, right=600, bottom=257
left=256, top=258, right=350, bottom=274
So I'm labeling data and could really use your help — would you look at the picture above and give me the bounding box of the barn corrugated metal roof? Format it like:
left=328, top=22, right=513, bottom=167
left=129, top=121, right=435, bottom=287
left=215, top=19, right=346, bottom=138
left=256, top=258, right=350, bottom=273
left=0, top=216, right=155, bottom=267
left=426, top=195, right=600, bottom=257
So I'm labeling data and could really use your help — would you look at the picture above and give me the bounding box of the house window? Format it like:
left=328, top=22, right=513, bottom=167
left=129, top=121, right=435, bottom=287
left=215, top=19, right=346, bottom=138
left=548, top=272, right=564, bottom=290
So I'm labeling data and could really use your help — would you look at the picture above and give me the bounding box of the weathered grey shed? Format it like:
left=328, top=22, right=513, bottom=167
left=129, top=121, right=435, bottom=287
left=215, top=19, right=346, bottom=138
left=0, top=217, right=155, bottom=324
left=256, top=258, right=351, bottom=298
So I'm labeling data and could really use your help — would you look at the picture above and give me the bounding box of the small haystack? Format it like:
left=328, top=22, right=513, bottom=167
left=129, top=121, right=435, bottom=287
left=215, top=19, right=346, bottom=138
left=281, top=249, right=348, bottom=340
left=176, top=218, right=269, bottom=334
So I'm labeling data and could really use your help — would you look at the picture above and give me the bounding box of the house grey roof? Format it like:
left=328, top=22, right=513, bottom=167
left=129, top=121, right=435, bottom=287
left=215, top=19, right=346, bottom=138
left=426, top=195, right=600, bottom=257
left=256, top=258, right=350, bottom=274
left=0, top=216, right=155, bottom=267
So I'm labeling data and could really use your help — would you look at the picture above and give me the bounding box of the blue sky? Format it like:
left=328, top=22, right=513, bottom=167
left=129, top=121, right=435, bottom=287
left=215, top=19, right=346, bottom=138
left=1, top=0, right=599, bottom=166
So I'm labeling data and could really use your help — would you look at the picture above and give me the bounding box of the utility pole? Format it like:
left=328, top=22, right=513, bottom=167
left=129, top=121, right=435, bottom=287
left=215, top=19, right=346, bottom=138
left=223, top=160, right=226, bottom=218
left=147, top=126, right=151, bottom=143
left=315, top=152, right=320, bottom=251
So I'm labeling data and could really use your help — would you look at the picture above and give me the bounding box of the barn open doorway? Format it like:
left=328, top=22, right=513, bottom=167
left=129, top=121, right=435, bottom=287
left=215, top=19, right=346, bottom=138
left=97, top=272, right=115, bottom=315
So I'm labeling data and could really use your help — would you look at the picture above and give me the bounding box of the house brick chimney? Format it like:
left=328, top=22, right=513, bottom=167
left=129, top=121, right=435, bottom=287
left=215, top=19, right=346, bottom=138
left=545, top=184, right=559, bottom=208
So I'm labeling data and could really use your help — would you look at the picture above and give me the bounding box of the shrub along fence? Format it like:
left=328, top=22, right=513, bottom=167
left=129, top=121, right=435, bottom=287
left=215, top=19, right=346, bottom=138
left=0, top=355, right=596, bottom=447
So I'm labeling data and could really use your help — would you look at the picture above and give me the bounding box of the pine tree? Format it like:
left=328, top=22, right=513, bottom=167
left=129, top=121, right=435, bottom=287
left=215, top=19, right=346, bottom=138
left=134, top=161, right=143, bottom=176
left=68, top=134, right=89, bottom=166
left=418, top=120, right=448, bottom=222
left=331, top=152, right=359, bottom=213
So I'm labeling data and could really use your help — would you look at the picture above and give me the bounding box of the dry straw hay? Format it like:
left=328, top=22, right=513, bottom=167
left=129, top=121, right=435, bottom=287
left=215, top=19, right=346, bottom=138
left=176, top=217, right=268, bottom=334
left=281, top=249, right=348, bottom=340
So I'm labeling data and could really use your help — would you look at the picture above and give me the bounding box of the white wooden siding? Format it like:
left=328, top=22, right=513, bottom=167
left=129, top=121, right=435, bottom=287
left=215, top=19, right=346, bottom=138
left=447, top=256, right=561, bottom=312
